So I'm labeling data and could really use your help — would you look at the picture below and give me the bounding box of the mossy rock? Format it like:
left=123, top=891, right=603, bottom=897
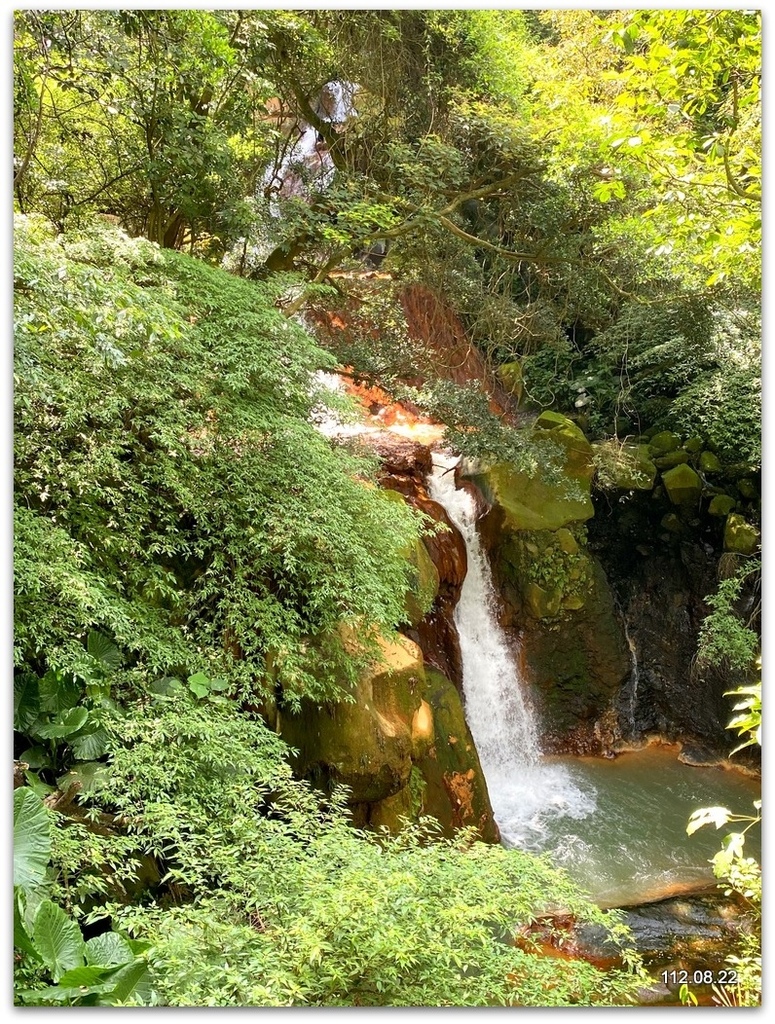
left=414, top=668, right=499, bottom=842
left=592, top=441, right=656, bottom=491
left=699, top=450, right=723, bottom=474
left=653, top=450, right=689, bottom=470
left=684, top=436, right=704, bottom=454
left=660, top=512, right=682, bottom=533
left=498, top=529, right=592, bottom=619
left=555, top=528, right=579, bottom=555
left=471, top=415, right=594, bottom=531
left=708, top=494, right=736, bottom=517
left=723, top=514, right=760, bottom=555
left=661, top=463, right=702, bottom=505
left=738, top=478, right=758, bottom=500
left=524, top=581, right=563, bottom=618
left=279, top=634, right=425, bottom=804
left=497, top=360, right=524, bottom=401
left=519, top=559, right=630, bottom=744
left=404, top=537, right=440, bottom=626
left=648, top=430, right=681, bottom=455
left=383, top=488, right=440, bottom=625
left=368, top=784, right=415, bottom=833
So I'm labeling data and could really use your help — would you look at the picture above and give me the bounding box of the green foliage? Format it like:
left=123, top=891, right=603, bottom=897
left=14, top=10, right=276, bottom=251
left=670, top=360, right=761, bottom=467
left=685, top=663, right=761, bottom=1006
left=84, top=691, right=642, bottom=1007
left=14, top=215, right=425, bottom=705
left=697, top=561, right=760, bottom=672
left=13, top=789, right=153, bottom=1006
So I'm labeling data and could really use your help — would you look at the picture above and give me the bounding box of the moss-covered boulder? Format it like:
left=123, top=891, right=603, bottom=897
left=280, top=638, right=500, bottom=841
left=648, top=430, right=681, bottom=455
left=413, top=668, right=499, bottom=842
left=279, top=634, right=425, bottom=804
left=367, top=784, right=415, bottom=833
left=517, top=558, right=630, bottom=752
left=653, top=450, right=689, bottom=470
left=699, top=450, right=723, bottom=474
left=708, top=494, right=736, bottom=517
left=592, top=441, right=657, bottom=491
left=662, top=463, right=702, bottom=506
left=469, top=414, right=594, bottom=532
left=738, top=478, right=758, bottom=500
left=723, top=514, right=760, bottom=555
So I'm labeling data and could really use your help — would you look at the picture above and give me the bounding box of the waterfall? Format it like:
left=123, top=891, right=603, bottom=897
left=427, top=452, right=596, bottom=850
left=614, top=592, right=641, bottom=730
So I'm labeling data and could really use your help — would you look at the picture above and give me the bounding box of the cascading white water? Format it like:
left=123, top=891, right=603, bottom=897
left=427, top=452, right=596, bottom=849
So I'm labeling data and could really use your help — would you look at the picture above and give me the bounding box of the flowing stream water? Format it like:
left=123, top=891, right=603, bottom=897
left=427, top=453, right=760, bottom=908
left=427, top=454, right=596, bottom=848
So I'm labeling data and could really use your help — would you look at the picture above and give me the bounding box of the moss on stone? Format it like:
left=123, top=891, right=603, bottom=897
left=661, top=463, right=702, bottom=505
left=699, top=450, right=723, bottom=474
left=708, top=494, right=736, bottom=517
left=471, top=415, right=594, bottom=532
left=648, top=430, right=681, bottom=455
left=653, top=450, right=689, bottom=470
left=414, top=668, right=499, bottom=842
left=279, top=634, right=425, bottom=804
left=498, top=527, right=592, bottom=620
left=382, top=488, right=440, bottom=625
left=723, top=513, right=760, bottom=555
left=519, top=559, right=630, bottom=746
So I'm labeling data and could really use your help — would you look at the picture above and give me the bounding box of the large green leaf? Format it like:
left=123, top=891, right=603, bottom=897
left=87, top=630, right=122, bottom=671
left=13, top=788, right=51, bottom=891
left=56, top=761, right=107, bottom=795
left=70, top=726, right=110, bottom=761
left=32, top=900, right=86, bottom=981
left=14, top=673, right=40, bottom=731
left=56, top=964, right=121, bottom=988
left=14, top=894, right=41, bottom=960
left=86, top=931, right=134, bottom=967
left=36, top=706, right=89, bottom=740
left=102, top=959, right=153, bottom=1005
left=38, top=670, right=81, bottom=715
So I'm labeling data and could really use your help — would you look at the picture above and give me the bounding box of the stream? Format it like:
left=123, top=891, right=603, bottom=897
left=426, top=453, right=760, bottom=911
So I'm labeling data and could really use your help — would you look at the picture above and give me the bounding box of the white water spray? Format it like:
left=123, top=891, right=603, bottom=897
left=427, top=452, right=596, bottom=849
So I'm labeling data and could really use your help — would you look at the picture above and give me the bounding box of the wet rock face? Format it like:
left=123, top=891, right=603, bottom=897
left=589, top=490, right=760, bottom=762
left=576, top=892, right=753, bottom=974
left=514, top=558, right=631, bottom=754
left=368, top=435, right=468, bottom=689
left=412, top=667, right=499, bottom=843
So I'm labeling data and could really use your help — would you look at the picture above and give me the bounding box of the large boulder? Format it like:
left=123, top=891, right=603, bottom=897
left=516, top=558, right=631, bottom=752
left=467, top=414, right=594, bottom=532
left=413, top=668, right=499, bottom=842
left=662, top=463, right=702, bottom=506
left=724, top=513, right=760, bottom=555
left=280, top=634, right=425, bottom=804
left=280, top=637, right=500, bottom=840
left=497, top=527, right=593, bottom=620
